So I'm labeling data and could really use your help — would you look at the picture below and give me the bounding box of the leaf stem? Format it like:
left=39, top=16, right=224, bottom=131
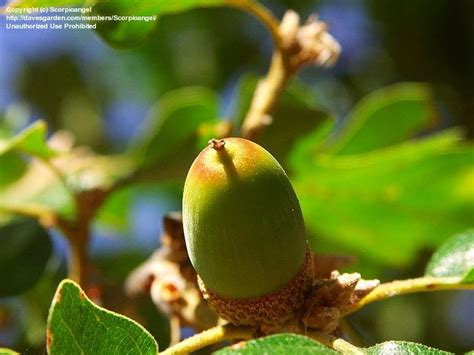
left=343, top=276, right=474, bottom=316
left=161, top=324, right=254, bottom=355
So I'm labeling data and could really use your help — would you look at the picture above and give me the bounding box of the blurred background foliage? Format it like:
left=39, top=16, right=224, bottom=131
left=0, top=0, right=473, bottom=353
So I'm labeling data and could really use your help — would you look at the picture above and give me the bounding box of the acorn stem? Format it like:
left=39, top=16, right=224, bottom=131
left=209, top=138, right=226, bottom=151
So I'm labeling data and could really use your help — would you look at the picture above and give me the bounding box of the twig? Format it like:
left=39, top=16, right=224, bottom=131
left=213, top=0, right=288, bottom=141
left=233, top=3, right=340, bottom=141
left=240, top=50, right=291, bottom=140
left=226, top=0, right=290, bottom=141
left=161, top=324, right=254, bottom=355
left=343, top=276, right=474, bottom=317
left=332, top=338, right=365, bottom=355
left=56, top=217, right=91, bottom=287
left=67, top=227, right=90, bottom=287
left=305, top=330, right=364, bottom=354
left=161, top=322, right=364, bottom=355
left=169, top=315, right=182, bottom=346
left=161, top=321, right=368, bottom=354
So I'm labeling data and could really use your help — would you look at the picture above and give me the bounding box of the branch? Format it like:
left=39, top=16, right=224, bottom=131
left=60, top=222, right=91, bottom=288
left=234, top=5, right=340, bottom=140
left=343, top=276, right=474, bottom=316
left=56, top=189, right=108, bottom=287
left=161, top=324, right=254, bottom=355
left=240, top=50, right=291, bottom=140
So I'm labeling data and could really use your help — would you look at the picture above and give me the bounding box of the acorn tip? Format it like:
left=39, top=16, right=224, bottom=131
left=208, top=138, right=226, bottom=151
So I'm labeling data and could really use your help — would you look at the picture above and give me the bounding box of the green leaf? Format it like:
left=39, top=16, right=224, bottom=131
left=21, top=260, right=64, bottom=348
left=233, top=75, right=334, bottom=169
left=94, top=185, right=135, bottom=231
left=90, top=0, right=158, bottom=47
left=47, top=279, right=158, bottom=354
left=463, top=269, right=474, bottom=283
left=425, top=230, right=474, bottom=283
left=0, top=120, right=58, bottom=160
left=291, top=130, right=474, bottom=267
left=6, top=0, right=230, bottom=47
left=0, top=121, right=64, bottom=222
left=95, top=182, right=180, bottom=232
left=90, top=0, right=228, bottom=47
left=131, top=86, right=219, bottom=181
left=0, top=118, right=135, bottom=224
left=327, top=83, right=438, bottom=155
left=0, top=153, right=135, bottom=227
left=0, top=171, right=73, bottom=226
left=0, top=349, right=20, bottom=355
left=260, top=88, right=333, bottom=171
left=64, top=153, right=136, bottom=192
left=366, top=341, right=451, bottom=354
left=216, top=334, right=337, bottom=354
left=0, top=219, right=52, bottom=296
left=0, top=152, right=27, bottom=188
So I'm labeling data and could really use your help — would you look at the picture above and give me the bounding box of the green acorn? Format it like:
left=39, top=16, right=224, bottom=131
left=183, top=137, right=313, bottom=328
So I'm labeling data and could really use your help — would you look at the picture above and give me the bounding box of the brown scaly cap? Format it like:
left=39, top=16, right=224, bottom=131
left=198, top=249, right=315, bottom=333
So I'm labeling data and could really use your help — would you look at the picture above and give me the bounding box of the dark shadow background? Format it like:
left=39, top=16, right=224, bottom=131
left=0, top=0, right=473, bottom=352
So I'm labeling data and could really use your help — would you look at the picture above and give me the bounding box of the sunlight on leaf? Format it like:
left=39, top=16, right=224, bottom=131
left=425, top=230, right=474, bottom=283
left=0, top=120, right=58, bottom=160
left=366, top=341, right=451, bottom=354
left=0, top=152, right=27, bottom=189
left=0, top=121, right=135, bottom=226
left=95, top=182, right=180, bottom=232
left=326, top=83, right=438, bottom=155
left=291, top=130, right=474, bottom=268
left=216, top=334, right=337, bottom=354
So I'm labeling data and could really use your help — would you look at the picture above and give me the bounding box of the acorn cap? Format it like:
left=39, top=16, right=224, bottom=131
left=182, top=137, right=308, bottom=300
left=199, top=249, right=314, bottom=329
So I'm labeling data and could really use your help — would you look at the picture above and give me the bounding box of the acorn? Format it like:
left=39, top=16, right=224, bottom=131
left=182, top=137, right=314, bottom=330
